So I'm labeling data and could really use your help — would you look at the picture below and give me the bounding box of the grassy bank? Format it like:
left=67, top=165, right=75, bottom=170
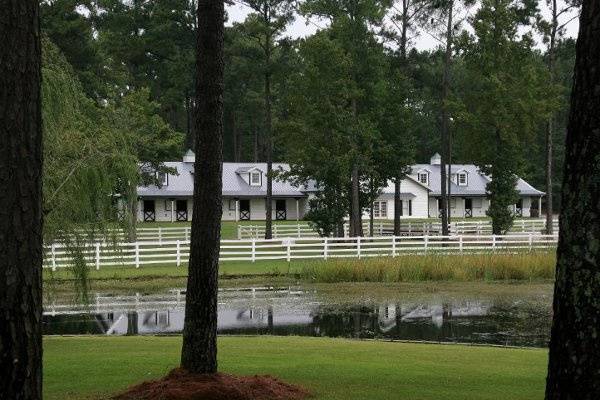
left=43, top=252, right=556, bottom=294
left=299, top=252, right=556, bottom=283
left=45, top=336, right=547, bottom=400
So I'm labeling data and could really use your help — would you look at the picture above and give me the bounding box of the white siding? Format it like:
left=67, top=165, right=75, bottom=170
left=369, top=178, right=430, bottom=219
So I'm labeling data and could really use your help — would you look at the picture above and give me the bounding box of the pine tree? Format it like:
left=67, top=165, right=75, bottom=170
left=545, top=1, right=600, bottom=397
left=0, top=1, right=44, bottom=398
left=180, top=0, right=224, bottom=373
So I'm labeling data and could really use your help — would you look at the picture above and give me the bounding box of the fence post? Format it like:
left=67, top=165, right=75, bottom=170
left=95, top=243, right=100, bottom=270
left=424, top=235, right=429, bottom=254
left=324, top=237, right=328, bottom=260
left=176, top=240, right=181, bottom=266
left=185, top=227, right=189, bottom=242
left=297, top=223, right=301, bottom=238
left=51, top=243, right=57, bottom=272
left=392, top=236, right=397, bottom=257
left=135, top=242, right=140, bottom=268
left=237, top=225, right=242, bottom=239
left=251, top=239, right=256, bottom=262
left=492, top=235, right=496, bottom=252
left=459, top=236, right=463, bottom=253
left=529, top=233, right=533, bottom=251
left=274, top=225, right=278, bottom=238
left=357, top=236, right=361, bottom=258
left=158, top=227, right=162, bottom=245
left=286, top=240, right=291, bottom=262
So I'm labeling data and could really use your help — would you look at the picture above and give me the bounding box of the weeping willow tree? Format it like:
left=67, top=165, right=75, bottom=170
left=41, top=37, right=138, bottom=300
left=41, top=38, right=182, bottom=301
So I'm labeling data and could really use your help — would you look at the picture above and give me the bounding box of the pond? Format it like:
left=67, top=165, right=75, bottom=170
left=43, top=284, right=553, bottom=347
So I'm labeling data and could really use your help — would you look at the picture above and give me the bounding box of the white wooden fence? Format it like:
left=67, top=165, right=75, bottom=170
left=239, top=219, right=559, bottom=239
left=237, top=223, right=317, bottom=239
left=43, top=233, right=558, bottom=271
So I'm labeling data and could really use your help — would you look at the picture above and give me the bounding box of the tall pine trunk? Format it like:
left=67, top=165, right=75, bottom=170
left=440, top=0, right=454, bottom=236
left=350, top=163, right=362, bottom=236
left=393, top=0, right=408, bottom=236
left=394, top=179, right=402, bottom=236
left=265, top=68, right=273, bottom=239
left=180, top=0, right=224, bottom=374
left=545, top=0, right=558, bottom=233
left=545, top=2, right=600, bottom=396
left=0, top=1, right=44, bottom=398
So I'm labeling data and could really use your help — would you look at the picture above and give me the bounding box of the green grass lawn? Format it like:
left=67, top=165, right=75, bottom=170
left=44, top=335, right=547, bottom=400
left=44, top=259, right=299, bottom=280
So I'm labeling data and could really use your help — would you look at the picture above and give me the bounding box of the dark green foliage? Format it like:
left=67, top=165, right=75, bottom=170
left=455, top=0, right=558, bottom=233
left=304, top=189, right=349, bottom=237
left=482, top=156, right=519, bottom=234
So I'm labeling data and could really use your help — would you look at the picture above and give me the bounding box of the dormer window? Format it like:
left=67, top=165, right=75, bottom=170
left=250, top=171, right=261, bottom=186
left=156, top=171, right=168, bottom=186
left=458, top=172, right=467, bottom=186
left=418, top=172, right=429, bottom=185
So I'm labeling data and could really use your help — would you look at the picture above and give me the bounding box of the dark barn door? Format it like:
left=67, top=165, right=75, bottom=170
left=240, top=199, right=250, bottom=220
left=275, top=199, right=286, bottom=220
left=176, top=200, right=188, bottom=221
left=465, top=198, right=473, bottom=217
left=143, top=200, right=155, bottom=222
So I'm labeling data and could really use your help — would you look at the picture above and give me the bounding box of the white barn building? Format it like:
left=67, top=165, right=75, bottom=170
left=136, top=151, right=544, bottom=222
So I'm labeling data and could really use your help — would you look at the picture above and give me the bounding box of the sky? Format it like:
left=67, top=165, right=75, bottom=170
left=225, top=1, right=580, bottom=52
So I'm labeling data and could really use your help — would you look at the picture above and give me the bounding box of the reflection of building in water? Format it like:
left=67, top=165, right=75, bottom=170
left=87, top=306, right=314, bottom=335
left=44, top=290, right=553, bottom=347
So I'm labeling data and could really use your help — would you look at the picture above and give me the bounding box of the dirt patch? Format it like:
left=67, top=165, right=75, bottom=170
left=112, top=368, right=311, bottom=400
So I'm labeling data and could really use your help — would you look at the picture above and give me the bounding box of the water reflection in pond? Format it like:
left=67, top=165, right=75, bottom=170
left=43, top=286, right=551, bottom=347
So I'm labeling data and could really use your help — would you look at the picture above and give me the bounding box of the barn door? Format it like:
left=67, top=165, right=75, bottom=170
left=176, top=200, right=188, bottom=221
left=275, top=199, right=286, bottom=220
left=239, top=199, right=250, bottom=220
left=143, top=200, right=155, bottom=222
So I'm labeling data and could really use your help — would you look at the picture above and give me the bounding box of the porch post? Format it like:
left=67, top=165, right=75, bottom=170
left=538, top=196, right=542, bottom=219
left=170, top=199, right=174, bottom=222
left=295, top=198, right=300, bottom=223
left=235, top=198, right=239, bottom=222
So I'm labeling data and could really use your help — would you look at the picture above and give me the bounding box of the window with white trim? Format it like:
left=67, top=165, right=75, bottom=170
left=250, top=172, right=261, bottom=186
left=457, top=173, right=467, bottom=186
left=156, top=171, right=168, bottom=186
left=373, top=201, right=388, bottom=218
left=418, top=172, right=429, bottom=185
left=228, top=199, right=236, bottom=211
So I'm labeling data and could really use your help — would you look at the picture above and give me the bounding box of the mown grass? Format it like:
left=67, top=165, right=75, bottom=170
left=44, top=335, right=547, bottom=400
left=298, top=252, right=556, bottom=283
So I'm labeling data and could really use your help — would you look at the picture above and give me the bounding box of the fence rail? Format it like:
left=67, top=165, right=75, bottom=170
left=239, top=219, right=559, bottom=239
left=43, top=233, right=558, bottom=271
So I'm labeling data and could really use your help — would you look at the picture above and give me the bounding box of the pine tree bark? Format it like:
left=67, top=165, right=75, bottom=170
left=440, top=0, right=454, bottom=236
left=545, top=2, right=600, bottom=397
left=545, top=0, right=558, bottom=234
left=180, top=0, right=224, bottom=374
left=350, top=163, right=362, bottom=236
left=0, top=1, right=44, bottom=398
left=393, top=0, right=408, bottom=236
left=394, top=179, right=402, bottom=236
left=264, top=24, right=273, bottom=239
left=264, top=69, right=273, bottom=239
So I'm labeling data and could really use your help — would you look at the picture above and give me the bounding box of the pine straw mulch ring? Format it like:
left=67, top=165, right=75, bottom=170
left=112, top=368, right=311, bottom=400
